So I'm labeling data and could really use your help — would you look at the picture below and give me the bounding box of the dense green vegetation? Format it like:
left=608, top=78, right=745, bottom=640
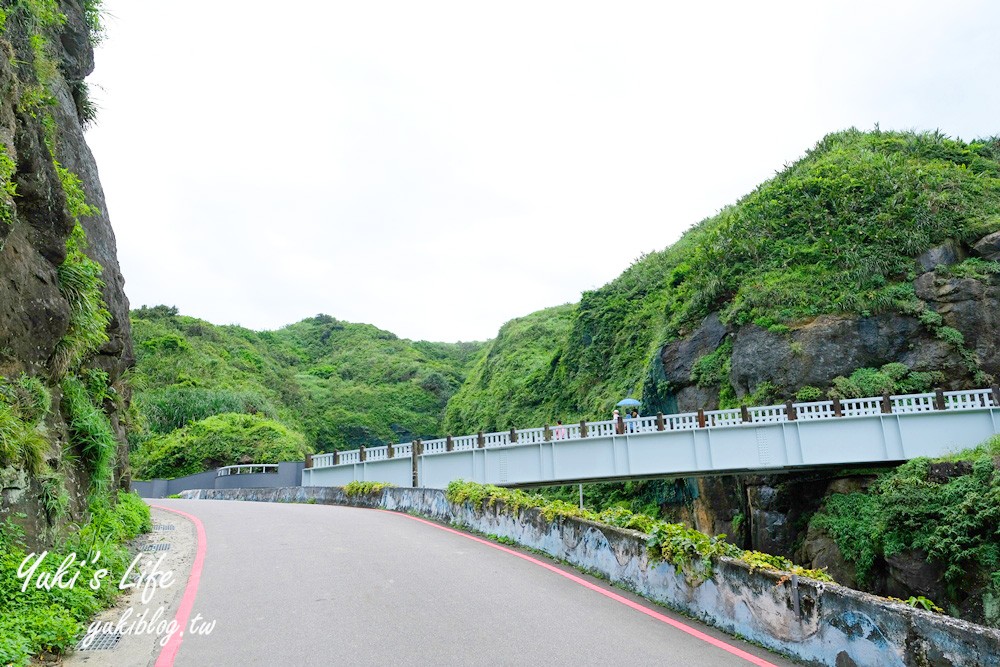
left=0, top=492, right=150, bottom=666
left=443, top=304, right=576, bottom=432
left=130, top=307, right=483, bottom=477
left=445, top=480, right=832, bottom=584
left=136, top=413, right=309, bottom=478
left=810, top=436, right=1000, bottom=625
left=444, top=130, right=1000, bottom=430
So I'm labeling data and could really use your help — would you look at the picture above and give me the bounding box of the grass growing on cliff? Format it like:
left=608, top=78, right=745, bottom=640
left=0, top=492, right=151, bottom=667
left=442, top=130, right=1000, bottom=431
left=53, top=164, right=111, bottom=374
left=445, top=480, right=833, bottom=584
left=810, top=436, right=1000, bottom=624
left=61, top=375, right=116, bottom=498
left=0, top=375, right=51, bottom=474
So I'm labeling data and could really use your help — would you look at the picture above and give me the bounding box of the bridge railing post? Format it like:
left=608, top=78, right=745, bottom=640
left=656, top=412, right=665, bottom=431
left=359, top=446, right=367, bottom=462
left=785, top=400, right=796, bottom=421
left=580, top=420, right=588, bottom=438
left=387, top=443, right=394, bottom=459
left=740, top=405, right=750, bottom=423
left=992, top=385, right=1000, bottom=408
left=544, top=425, right=552, bottom=441
left=510, top=427, right=518, bottom=443
left=446, top=435, right=454, bottom=452
left=934, top=388, right=945, bottom=410
left=333, top=451, right=340, bottom=465
left=304, top=453, right=313, bottom=469
left=881, top=392, right=892, bottom=414
left=832, top=397, right=842, bottom=417
left=697, top=409, right=706, bottom=428
left=477, top=431, right=485, bottom=448
left=411, top=439, right=422, bottom=488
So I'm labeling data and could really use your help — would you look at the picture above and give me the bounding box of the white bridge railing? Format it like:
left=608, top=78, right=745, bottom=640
left=217, top=464, right=279, bottom=476
left=308, top=387, right=1000, bottom=469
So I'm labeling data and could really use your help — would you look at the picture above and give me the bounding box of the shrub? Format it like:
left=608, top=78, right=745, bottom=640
left=136, top=412, right=310, bottom=478
left=343, top=481, right=394, bottom=496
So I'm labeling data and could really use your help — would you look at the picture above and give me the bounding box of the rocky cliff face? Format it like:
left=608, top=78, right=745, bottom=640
left=657, top=239, right=1000, bottom=414
left=646, top=235, right=1000, bottom=621
left=0, top=1, right=132, bottom=545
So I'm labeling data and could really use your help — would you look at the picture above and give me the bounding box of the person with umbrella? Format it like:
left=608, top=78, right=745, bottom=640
left=617, top=397, right=641, bottom=433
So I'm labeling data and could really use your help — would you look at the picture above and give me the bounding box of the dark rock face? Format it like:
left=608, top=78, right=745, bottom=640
left=648, top=234, right=1000, bottom=624
left=729, top=314, right=938, bottom=396
left=660, top=313, right=728, bottom=385
left=915, top=273, right=1000, bottom=378
left=0, top=2, right=133, bottom=543
left=917, top=240, right=965, bottom=272
left=973, top=231, right=1000, bottom=262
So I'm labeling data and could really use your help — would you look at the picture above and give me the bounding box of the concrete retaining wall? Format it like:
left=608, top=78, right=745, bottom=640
left=178, top=486, right=1000, bottom=667
left=134, top=462, right=304, bottom=498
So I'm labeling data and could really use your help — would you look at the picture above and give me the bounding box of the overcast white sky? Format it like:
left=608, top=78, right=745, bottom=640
left=85, top=1, right=1000, bottom=342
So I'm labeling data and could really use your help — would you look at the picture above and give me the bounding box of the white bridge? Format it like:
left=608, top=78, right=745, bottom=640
left=302, top=388, right=1000, bottom=489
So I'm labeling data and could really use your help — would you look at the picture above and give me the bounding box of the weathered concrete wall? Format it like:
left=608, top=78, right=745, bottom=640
left=178, top=486, right=1000, bottom=667
left=133, top=462, right=304, bottom=498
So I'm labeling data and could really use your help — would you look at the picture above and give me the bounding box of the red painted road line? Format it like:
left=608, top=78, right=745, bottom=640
left=386, top=511, right=778, bottom=667
left=148, top=504, right=208, bottom=667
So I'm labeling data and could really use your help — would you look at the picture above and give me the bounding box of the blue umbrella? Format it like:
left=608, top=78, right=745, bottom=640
left=616, top=397, right=641, bottom=407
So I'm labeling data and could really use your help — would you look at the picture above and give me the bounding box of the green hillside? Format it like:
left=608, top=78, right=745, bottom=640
left=444, top=129, right=1000, bottom=431
left=129, top=307, right=482, bottom=476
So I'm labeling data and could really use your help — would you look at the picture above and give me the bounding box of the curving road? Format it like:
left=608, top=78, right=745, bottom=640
left=147, top=499, right=798, bottom=667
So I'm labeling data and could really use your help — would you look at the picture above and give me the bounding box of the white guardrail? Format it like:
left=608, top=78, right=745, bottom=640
left=217, top=464, right=279, bottom=476
left=308, top=387, right=1000, bottom=470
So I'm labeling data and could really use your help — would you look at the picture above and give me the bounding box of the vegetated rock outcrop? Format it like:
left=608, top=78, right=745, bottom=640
left=0, top=1, right=132, bottom=546
left=442, top=129, right=1000, bottom=625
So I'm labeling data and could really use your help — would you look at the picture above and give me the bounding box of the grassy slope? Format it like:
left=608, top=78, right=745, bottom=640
left=130, top=307, right=483, bottom=476
left=444, top=129, right=1000, bottom=431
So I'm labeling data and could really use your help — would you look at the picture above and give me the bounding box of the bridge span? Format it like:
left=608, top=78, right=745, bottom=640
left=303, top=387, right=1000, bottom=489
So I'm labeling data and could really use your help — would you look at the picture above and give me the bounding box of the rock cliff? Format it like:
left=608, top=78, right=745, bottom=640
left=0, top=0, right=131, bottom=545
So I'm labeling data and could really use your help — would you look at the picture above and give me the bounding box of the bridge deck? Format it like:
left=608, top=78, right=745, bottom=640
left=303, top=388, right=1000, bottom=489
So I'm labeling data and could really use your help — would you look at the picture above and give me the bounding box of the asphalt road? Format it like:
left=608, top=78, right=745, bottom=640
left=149, top=499, right=799, bottom=667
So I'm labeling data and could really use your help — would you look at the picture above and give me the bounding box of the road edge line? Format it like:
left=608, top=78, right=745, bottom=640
left=385, top=510, right=778, bottom=667
left=148, top=504, right=208, bottom=667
